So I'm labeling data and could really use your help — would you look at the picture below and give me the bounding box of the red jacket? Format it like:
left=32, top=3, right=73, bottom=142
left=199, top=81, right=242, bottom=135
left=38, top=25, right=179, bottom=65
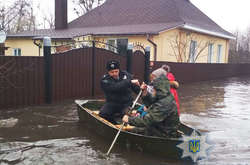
left=167, top=73, right=180, bottom=116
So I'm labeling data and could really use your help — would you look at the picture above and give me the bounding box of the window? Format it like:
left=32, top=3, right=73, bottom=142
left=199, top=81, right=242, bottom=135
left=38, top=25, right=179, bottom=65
left=106, top=38, right=128, bottom=54
left=13, top=48, right=21, bottom=56
left=208, top=43, right=213, bottom=63
left=107, top=39, right=117, bottom=52
left=217, top=45, right=222, bottom=63
left=189, top=40, right=197, bottom=63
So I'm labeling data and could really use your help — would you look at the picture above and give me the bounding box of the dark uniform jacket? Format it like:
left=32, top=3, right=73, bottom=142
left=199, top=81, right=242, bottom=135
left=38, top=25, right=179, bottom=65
left=101, top=71, right=140, bottom=105
left=128, top=75, right=180, bottom=138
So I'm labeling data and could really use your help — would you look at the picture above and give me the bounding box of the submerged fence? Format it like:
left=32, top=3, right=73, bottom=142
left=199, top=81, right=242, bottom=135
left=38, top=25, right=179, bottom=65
left=0, top=56, right=45, bottom=109
left=153, top=61, right=250, bottom=83
left=1, top=38, right=250, bottom=110
left=0, top=41, right=148, bottom=110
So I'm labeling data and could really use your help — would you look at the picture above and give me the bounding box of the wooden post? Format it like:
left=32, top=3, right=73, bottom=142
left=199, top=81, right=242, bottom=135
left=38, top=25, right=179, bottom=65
left=144, top=46, right=150, bottom=84
left=43, top=37, right=52, bottom=104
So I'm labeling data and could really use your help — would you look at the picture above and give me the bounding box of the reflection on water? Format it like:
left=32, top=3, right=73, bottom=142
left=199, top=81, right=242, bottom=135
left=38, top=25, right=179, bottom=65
left=1, top=75, right=250, bottom=164
left=179, top=75, right=250, bottom=164
left=0, top=101, right=182, bottom=165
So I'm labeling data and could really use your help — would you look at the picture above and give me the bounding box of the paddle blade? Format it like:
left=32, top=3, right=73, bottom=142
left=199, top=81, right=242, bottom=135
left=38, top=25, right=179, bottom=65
left=75, top=100, right=88, bottom=105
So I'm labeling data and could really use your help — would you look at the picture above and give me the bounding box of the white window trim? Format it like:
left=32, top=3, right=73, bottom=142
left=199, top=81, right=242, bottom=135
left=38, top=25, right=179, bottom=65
left=208, top=44, right=214, bottom=63
left=217, top=45, right=222, bottom=63
left=189, top=40, right=197, bottom=63
left=106, top=38, right=117, bottom=52
left=13, top=48, right=21, bottom=56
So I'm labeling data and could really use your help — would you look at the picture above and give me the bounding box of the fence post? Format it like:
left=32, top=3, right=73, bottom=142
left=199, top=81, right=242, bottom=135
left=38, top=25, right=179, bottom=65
left=144, top=46, right=150, bottom=84
left=126, top=43, right=133, bottom=74
left=0, top=43, right=5, bottom=55
left=91, top=41, right=96, bottom=97
left=43, top=37, right=52, bottom=104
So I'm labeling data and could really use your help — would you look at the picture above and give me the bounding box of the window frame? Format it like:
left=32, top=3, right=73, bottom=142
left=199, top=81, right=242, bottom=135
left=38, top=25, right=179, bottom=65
left=106, top=38, right=128, bottom=54
left=13, top=48, right=21, bottom=56
left=189, top=40, right=197, bottom=63
left=217, top=44, right=222, bottom=63
left=106, top=38, right=117, bottom=53
left=208, top=43, right=214, bottom=63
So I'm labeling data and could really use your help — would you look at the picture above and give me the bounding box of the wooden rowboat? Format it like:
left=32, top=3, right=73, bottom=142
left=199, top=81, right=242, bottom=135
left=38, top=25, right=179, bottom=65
left=75, top=99, right=201, bottom=159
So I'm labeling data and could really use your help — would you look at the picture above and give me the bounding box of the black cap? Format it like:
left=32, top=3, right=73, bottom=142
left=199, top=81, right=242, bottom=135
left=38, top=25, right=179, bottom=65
left=106, top=60, right=120, bottom=71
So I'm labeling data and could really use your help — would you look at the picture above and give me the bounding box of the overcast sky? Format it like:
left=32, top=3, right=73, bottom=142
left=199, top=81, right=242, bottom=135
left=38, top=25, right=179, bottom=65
left=5, top=0, right=250, bottom=33
left=190, top=0, right=250, bottom=33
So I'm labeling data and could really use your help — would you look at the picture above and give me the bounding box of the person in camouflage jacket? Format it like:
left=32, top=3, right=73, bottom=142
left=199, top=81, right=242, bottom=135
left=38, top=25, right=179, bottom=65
left=122, top=68, right=180, bottom=138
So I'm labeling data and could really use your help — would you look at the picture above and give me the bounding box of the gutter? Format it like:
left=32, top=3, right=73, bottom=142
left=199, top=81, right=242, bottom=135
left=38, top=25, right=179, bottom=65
left=146, top=34, right=157, bottom=61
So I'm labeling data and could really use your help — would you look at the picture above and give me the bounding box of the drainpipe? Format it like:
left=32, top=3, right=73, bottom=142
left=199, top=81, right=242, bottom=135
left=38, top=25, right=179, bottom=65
left=146, top=34, right=157, bottom=61
left=33, top=39, right=42, bottom=56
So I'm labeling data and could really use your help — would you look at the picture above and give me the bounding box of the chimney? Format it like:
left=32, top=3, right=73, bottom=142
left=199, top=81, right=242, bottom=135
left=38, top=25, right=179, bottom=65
left=55, top=0, right=68, bottom=29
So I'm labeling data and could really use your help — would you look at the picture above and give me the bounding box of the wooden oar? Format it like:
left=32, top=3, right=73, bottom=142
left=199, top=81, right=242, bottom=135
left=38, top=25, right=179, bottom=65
left=106, top=89, right=142, bottom=156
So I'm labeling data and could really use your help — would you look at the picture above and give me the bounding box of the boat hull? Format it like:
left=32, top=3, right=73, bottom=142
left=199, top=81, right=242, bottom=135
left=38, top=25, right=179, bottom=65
left=76, top=100, right=200, bottom=159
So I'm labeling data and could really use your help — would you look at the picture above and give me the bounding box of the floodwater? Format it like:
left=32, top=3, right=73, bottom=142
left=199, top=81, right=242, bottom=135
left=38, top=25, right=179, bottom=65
left=1, top=75, right=250, bottom=165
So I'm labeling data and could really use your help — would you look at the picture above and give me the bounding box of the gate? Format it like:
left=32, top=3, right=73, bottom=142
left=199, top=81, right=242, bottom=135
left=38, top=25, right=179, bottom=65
left=50, top=40, right=130, bottom=102
left=131, top=45, right=150, bottom=84
left=50, top=41, right=150, bottom=102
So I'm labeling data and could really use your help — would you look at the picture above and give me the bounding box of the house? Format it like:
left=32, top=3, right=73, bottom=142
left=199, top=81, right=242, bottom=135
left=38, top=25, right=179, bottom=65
left=5, top=0, right=235, bottom=63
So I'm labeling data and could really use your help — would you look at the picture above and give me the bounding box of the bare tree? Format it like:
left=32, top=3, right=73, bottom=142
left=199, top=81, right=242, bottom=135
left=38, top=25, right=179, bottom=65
left=0, top=0, right=36, bottom=33
left=229, top=30, right=239, bottom=52
left=42, top=12, right=55, bottom=29
left=72, top=0, right=105, bottom=16
left=229, top=28, right=250, bottom=63
left=0, top=3, right=18, bottom=31
left=15, top=0, right=36, bottom=32
left=167, top=30, right=216, bottom=63
left=243, top=27, right=250, bottom=52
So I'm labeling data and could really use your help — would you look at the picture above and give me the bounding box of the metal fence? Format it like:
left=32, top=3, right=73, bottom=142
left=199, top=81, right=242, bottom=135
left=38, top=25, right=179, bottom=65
left=2, top=39, right=250, bottom=110
left=0, top=56, right=45, bottom=109
left=153, top=61, right=250, bottom=84
left=0, top=41, right=148, bottom=110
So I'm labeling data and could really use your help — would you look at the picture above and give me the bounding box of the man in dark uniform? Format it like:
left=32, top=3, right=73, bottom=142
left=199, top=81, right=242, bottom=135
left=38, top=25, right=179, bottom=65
left=99, top=60, right=140, bottom=124
left=122, top=68, right=180, bottom=138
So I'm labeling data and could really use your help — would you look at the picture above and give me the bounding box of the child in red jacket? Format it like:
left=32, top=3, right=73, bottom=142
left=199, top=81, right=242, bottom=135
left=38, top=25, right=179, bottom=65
left=161, top=65, right=180, bottom=116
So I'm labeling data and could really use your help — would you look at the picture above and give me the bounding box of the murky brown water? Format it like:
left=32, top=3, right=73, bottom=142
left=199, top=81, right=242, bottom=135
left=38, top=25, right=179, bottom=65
left=1, top=75, right=250, bottom=165
left=179, top=75, right=250, bottom=164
